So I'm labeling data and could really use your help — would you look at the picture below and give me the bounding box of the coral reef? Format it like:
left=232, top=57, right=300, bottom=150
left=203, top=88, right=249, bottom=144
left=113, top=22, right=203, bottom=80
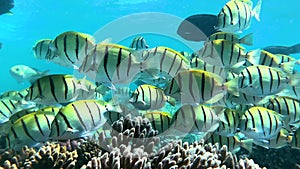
left=0, top=115, right=265, bottom=169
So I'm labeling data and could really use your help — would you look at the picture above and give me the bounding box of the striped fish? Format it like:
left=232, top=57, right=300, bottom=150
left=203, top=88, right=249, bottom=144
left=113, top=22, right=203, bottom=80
left=173, top=104, right=220, bottom=138
left=205, top=133, right=253, bottom=153
left=238, top=106, right=285, bottom=140
left=237, top=65, right=299, bottom=97
left=50, top=100, right=115, bottom=140
left=216, top=0, right=262, bottom=32
left=50, top=31, right=96, bottom=67
left=143, top=111, right=174, bottom=134
left=164, top=69, right=238, bottom=105
left=253, top=128, right=293, bottom=149
left=129, top=84, right=175, bottom=110
left=0, top=107, right=37, bottom=136
left=248, top=50, right=298, bottom=75
left=25, top=74, right=86, bottom=105
left=141, top=46, right=190, bottom=79
left=190, top=57, right=226, bottom=77
left=266, top=96, right=300, bottom=129
left=129, top=36, right=149, bottom=50
left=179, top=51, right=192, bottom=60
left=196, top=39, right=260, bottom=68
left=79, top=43, right=143, bottom=85
left=33, top=39, right=54, bottom=60
left=0, top=88, right=29, bottom=101
left=6, top=110, right=57, bottom=150
left=76, top=78, right=99, bottom=100
left=0, top=99, right=35, bottom=124
left=277, top=85, right=300, bottom=101
left=207, top=32, right=253, bottom=45
left=212, top=93, right=238, bottom=109
left=7, top=106, right=60, bottom=126
left=227, top=92, right=270, bottom=105
left=275, top=54, right=295, bottom=63
left=216, top=108, right=242, bottom=136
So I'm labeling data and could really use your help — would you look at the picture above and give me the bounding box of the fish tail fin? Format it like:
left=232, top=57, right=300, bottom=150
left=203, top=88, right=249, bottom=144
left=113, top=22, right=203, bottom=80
left=289, top=72, right=300, bottom=86
left=166, top=96, right=176, bottom=106
left=76, top=76, right=89, bottom=92
left=240, top=138, right=253, bottom=153
left=224, top=78, right=239, bottom=97
left=246, top=49, right=261, bottom=65
left=289, top=43, right=300, bottom=54
left=279, top=60, right=300, bottom=75
left=239, top=33, right=254, bottom=45
left=252, top=0, right=262, bottom=21
left=6, top=11, right=13, bottom=15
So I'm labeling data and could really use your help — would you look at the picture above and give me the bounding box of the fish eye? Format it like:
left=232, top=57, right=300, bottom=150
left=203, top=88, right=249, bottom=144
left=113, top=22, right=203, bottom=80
left=15, top=68, right=20, bottom=71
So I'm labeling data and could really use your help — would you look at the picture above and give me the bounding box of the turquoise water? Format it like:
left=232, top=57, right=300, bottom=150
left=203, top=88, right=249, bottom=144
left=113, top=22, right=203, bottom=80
left=0, top=0, right=299, bottom=93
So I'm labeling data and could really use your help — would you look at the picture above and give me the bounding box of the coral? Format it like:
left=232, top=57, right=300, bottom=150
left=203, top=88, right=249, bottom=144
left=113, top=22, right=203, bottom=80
left=0, top=115, right=265, bottom=169
left=23, top=142, right=78, bottom=169
left=0, top=143, right=78, bottom=169
left=99, top=115, right=160, bottom=153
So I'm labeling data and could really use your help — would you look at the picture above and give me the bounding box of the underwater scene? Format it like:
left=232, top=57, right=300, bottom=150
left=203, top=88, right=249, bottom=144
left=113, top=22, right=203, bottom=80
left=0, top=0, right=300, bottom=168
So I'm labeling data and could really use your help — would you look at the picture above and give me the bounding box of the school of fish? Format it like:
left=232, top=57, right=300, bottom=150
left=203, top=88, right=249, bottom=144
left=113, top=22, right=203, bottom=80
left=1, top=0, right=300, bottom=153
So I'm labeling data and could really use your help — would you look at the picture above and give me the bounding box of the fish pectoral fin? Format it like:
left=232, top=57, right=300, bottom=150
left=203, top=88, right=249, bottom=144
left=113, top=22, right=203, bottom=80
left=66, top=128, right=79, bottom=133
left=6, top=11, right=13, bottom=15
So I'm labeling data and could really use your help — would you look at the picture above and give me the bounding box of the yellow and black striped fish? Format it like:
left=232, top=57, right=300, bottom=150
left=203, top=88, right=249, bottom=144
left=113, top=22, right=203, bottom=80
left=266, top=96, right=300, bottom=129
left=190, top=57, right=226, bottom=77
left=33, top=39, right=54, bottom=60
left=277, top=84, right=300, bottom=101
left=142, top=46, right=190, bottom=79
left=247, top=50, right=298, bottom=75
left=0, top=107, right=37, bottom=135
left=143, top=111, right=174, bottom=134
left=79, top=43, right=143, bottom=85
left=216, top=108, right=242, bottom=136
left=129, top=36, right=149, bottom=50
left=0, top=88, right=29, bottom=101
left=129, top=84, right=175, bottom=110
left=275, top=54, right=295, bottom=63
left=227, top=92, right=270, bottom=105
left=50, top=100, right=116, bottom=140
left=216, top=0, right=261, bottom=32
left=253, top=128, right=293, bottom=149
left=238, top=106, right=285, bottom=140
left=50, top=31, right=96, bottom=67
left=25, top=74, right=86, bottom=105
left=197, top=39, right=260, bottom=68
left=207, top=32, right=253, bottom=45
left=173, top=104, right=220, bottom=138
left=205, top=133, right=253, bottom=153
left=6, top=110, right=57, bottom=150
left=0, top=99, right=35, bottom=124
left=237, top=65, right=300, bottom=97
left=76, top=78, right=100, bottom=100
left=164, top=69, right=238, bottom=105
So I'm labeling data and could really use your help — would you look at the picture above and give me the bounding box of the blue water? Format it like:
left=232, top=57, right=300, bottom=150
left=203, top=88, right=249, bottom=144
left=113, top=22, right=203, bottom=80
left=0, top=0, right=299, bottom=93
